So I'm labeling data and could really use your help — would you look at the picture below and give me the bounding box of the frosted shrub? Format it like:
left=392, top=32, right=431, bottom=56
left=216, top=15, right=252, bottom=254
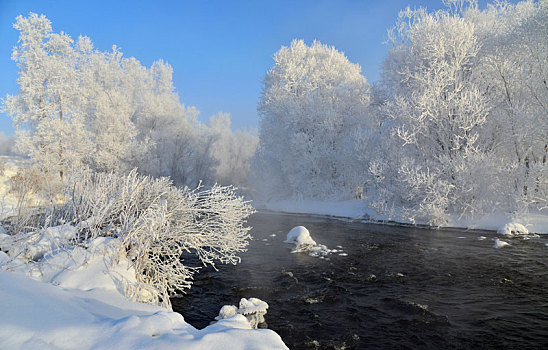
left=4, top=166, right=63, bottom=235
left=46, top=169, right=254, bottom=308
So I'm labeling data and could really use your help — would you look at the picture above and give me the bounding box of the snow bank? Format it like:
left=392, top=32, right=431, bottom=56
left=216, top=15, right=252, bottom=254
left=258, top=198, right=548, bottom=234
left=0, top=223, right=288, bottom=349
left=255, top=199, right=367, bottom=219
left=0, top=271, right=287, bottom=350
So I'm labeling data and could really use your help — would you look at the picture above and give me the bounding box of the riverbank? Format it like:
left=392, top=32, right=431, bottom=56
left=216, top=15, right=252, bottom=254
left=254, top=199, right=548, bottom=234
left=0, top=269, right=287, bottom=350
left=0, top=156, right=288, bottom=350
left=0, top=230, right=287, bottom=350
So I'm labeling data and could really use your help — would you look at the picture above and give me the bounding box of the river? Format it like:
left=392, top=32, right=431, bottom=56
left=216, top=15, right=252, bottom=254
left=172, top=212, right=548, bottom=349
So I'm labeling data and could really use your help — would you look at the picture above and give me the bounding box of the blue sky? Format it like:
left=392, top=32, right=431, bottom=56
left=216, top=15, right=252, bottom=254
left=0, top=0, right=504, bottom=134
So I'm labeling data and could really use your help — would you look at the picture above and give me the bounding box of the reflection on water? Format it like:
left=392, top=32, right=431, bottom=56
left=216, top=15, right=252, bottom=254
left=172, top=212, right=548, bottom=349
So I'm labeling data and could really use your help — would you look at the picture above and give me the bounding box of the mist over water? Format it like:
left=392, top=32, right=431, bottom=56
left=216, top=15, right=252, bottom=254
left=172, top=212, right=548, bottom=349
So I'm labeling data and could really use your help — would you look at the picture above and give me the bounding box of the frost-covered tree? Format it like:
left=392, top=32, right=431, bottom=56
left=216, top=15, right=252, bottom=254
left=79, top=45, right=141, bottom=172
left=4, top=13, right=259, bottom=189
left=208, top=113, right=259, bottom=189
left=3, top=14, right=92, bottom=178
left=257, top=39, right=371, bottom=199
left=469, top=0, right=548, bottom=210
left=378, top=3, right=491, bottom=224
left=371, top=0, right=547, bottom=224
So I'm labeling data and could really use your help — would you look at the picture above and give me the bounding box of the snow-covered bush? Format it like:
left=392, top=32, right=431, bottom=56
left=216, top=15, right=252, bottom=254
left=7, top=169, right=255, bottom=309
left=4, top=165, right=63, bottom=235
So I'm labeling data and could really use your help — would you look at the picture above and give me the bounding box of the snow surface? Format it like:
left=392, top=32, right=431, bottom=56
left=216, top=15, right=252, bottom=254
left=0, top=225, right=288, bottom=350
left=257, top=199, right=548, bottom=234
left=256, top=199, right=368, bottom=219
left=0, top=271, right=287, bottom=350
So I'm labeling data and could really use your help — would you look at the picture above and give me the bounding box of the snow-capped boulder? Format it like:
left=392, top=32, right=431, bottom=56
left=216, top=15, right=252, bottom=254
left=497, top=222, right=529, bottom=236
left=214, top=298, right=269, bottom=329
left=284, top=226, right=337, bottom=257
left=238, top=298, right=269, bottom=328
left=284, top=226, right=316, bottom=247
left=494, top=238, right=510, bottom=249
left=215, top=304, right=238, bottom=321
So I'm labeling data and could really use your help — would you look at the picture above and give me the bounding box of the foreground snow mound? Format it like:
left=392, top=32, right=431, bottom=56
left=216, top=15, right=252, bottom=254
left=497, top=222, right=529, bottom=236
left=0, top=271, right=288, bottom=350
left=215, top=298, right=269, bottom=329
left=0, top=225, right=287, bottom=349
left=284, top=226, right=335, bottom=257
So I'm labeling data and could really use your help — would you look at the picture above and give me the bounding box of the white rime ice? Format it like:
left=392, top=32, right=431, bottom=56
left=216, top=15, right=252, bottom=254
left=254, top=1, right=548, bottom=228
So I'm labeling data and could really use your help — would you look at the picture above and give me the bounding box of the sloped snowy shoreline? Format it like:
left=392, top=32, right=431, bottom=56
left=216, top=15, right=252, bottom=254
left=255, top=199, right=548, bottom=235
left=0, top=233, right=288, bottom=350
left=0, top=158, right=288, bottom=350
left=0, top=270, right=287, bottom=350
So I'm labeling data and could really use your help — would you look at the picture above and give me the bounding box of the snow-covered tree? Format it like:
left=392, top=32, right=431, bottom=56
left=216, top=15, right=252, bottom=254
left=208, top=113, right=259, bottom=189
left=4, top=13, right=259, bottom=190
left=469, top=0, right=548, bottom=210
left=372, top=0, right=547, bottom=224
left=257, top=39, right=371, bottom=199
left=3, top=14, right=92, bottom=178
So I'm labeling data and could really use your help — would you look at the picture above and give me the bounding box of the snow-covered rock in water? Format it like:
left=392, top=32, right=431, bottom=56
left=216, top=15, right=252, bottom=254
left=215, top=304, right=239, bottom=321
left=497, top=222, right=529, bottom=236
left=215, top=298, right=269, bottom=329
left=284, top=226, right=316, bottom=247
left=284, top=226, right=335, bottom=257
left=238, top=298, right=269, bottom=328
left=494, top=238, right=510, bottom=249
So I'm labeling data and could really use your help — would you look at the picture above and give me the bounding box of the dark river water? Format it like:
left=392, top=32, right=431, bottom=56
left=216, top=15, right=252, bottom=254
left=172, top=212, right=548, bottom=349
